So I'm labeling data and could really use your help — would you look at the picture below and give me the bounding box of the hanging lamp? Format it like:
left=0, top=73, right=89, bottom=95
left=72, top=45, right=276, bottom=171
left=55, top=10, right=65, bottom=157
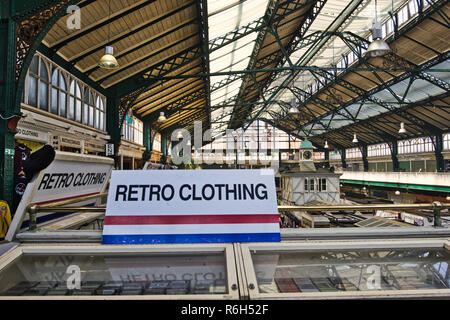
left=157, top=112, right=167, bottom=123
left=99, top=0, right=119, bottom=69
left=352, top=133, right=358, bottom=143
left=324, top=140, right=329, bottom=149
left=365, top=0, right=391, bottom=58
left=398, top=122, right=406, bottom=134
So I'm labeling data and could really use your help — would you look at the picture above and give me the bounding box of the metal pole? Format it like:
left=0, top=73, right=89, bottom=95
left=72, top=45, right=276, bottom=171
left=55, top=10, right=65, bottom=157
left=433, top=201, right=443, bottom=227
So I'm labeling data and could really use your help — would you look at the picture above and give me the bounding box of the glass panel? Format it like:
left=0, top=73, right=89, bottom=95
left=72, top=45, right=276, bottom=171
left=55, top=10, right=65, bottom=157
left=39, top=81, right=48, bottom=111
left=100, top=112, right=104, bottom=131
left=76, top=99, right=82, bottom=122
left=252, top=248, right=450, bottom=293
left=29, top=56, right=38, bottom=75
left=69, top=96, right=75, bottom=120
left=76, top=84, right=81, bottom=98
left=95, top=109, right=100, bottom=129
left=28, top=76, right=37, bottom=107
left=40, top=61, right=49, bottom=80
left=83, top=103, right=88, bottom=124
left=89, top=106, right=94, bottom=127
left=51, top=87, right=58, bottom=114
left=60, top=73, right=66, bottom=91
left=52, top=70, right=58, bottom=86
left=0, top=252, right=228, bottom=296
left=70, top=80, right=75, bottom=95
left=60, top=92, right=67, bottom=117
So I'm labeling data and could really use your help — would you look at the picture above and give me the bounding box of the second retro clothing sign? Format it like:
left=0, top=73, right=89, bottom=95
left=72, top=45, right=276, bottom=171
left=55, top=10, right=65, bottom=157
left=102, top=169, right=280, bottom=244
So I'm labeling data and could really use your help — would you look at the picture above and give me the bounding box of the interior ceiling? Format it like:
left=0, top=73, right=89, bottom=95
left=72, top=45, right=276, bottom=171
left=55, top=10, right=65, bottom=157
left=41, top=0, right=449, bottom=144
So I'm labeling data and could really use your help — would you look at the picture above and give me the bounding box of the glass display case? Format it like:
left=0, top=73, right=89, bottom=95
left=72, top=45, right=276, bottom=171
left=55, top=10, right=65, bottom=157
left=240, top=239, right=450, bottom=299
left=0, top=244, right=238, bottom=299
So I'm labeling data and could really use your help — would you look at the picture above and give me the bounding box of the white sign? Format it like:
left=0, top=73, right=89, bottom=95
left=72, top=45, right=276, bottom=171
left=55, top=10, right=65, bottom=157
left=16, top=126, right=49, bottom=143
left=102, top=169, right=280, bottom=244
left=106, top=143, right=114, bottom=156
left=6, top=152, right=114, bottom=240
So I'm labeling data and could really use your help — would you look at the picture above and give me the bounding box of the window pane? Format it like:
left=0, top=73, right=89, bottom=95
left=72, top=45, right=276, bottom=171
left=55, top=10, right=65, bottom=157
left=89, top=106, right=94, bottom=127
left=28, top=76, right=37, bottom=107
left=60, top=73, right=66, bottom=90
left=51, top=87, right=58, bottom=114
left=39, top=81, right=48, bottom=110
left=70, top=81, right=75, bottom=95
left=52, top=70, right=58, bottom=86
left=76, top=99, right=82, bottom=122
left=100, top=112, right=104, bottom=131
left=69, top=96, right=75, bottom=120
left=29, top=56, right=38, bottom=74
left=95, top=109, right=100, bottom=129
left=60, top=92, right=67, bottom=117
left=40, top=61, right=49, bottom=80
left=83, top=103, right=88, bottom=124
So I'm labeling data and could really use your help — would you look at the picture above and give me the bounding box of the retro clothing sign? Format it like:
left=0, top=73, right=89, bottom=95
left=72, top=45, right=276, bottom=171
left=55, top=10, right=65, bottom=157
left=102, top=169, right=280, bottom=244
left=6, top=152, right=113, bottom=240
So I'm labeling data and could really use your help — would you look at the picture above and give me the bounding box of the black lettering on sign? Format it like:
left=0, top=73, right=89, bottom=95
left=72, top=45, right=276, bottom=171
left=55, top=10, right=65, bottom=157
left=116, top=185, right=127, bottom=201
left=128, top=185, right=139, bottom=201
left=38, top=174, right=50, bottom=190
left=179, top=184, right=191, bottom=201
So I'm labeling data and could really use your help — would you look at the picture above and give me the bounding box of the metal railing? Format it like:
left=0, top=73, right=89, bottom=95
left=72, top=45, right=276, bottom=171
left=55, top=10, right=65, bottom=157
left=27, top=198, right=449, bottom=231
left=280, top=202, right=449, bottom=227
left=27, top=193, right=108, bottom=231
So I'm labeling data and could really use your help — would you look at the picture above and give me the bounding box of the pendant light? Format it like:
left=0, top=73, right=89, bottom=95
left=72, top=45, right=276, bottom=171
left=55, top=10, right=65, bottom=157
left=99, top=0, right=119, bottom=69
left=288, top=98, right=300, bottom=115
left=398, top=122, right=406, bottom=134
left=176, top=130, right=183, bottom=139
left=324, top=140, right=329, bottom=149
left=352, top=133, right=358, bottom=143
left=157, top=112, right=167, bottom=123
left=365, top=0, right=391, bottom=58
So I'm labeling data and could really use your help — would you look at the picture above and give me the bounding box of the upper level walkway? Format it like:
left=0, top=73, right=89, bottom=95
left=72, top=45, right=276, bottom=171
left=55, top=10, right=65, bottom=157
left=339, top=171, right=450, bottom=193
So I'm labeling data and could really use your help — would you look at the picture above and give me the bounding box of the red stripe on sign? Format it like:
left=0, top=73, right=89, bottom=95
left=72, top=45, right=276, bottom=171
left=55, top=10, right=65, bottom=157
left=34, top=192, right=100, bottom=205
left=104, top=214, right=279, bottom=225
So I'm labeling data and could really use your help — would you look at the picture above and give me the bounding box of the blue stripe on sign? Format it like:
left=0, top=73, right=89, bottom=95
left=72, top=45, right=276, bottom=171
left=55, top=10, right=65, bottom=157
left=101, top=233, right=281, bottom=245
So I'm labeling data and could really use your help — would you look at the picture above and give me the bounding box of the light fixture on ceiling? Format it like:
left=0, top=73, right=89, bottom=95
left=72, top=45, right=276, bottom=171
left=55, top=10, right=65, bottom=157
left=288, top=105, right=300, bottom=115
left=288, top=98, right=300, bottom=115
left=324, top=140, right=329, bottom=149
left=395, top=190, right=401, bottom=195
left=352, top=133, right=358, bottom=143
left=157, top=112, right=167, bottom=123
left=176, top=131, right=183, bottom=139
left=365, top=0, right=391, bottom=58
left=99, top=0, right=119, bottom=69
left=399, top=122, right=406, bottom=134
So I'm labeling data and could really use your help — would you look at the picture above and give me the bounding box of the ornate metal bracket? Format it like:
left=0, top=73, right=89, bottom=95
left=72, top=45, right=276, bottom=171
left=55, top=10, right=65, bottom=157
left=15, top=0, right=71, bottom=81
left=118, top=88, right=147, bottom=129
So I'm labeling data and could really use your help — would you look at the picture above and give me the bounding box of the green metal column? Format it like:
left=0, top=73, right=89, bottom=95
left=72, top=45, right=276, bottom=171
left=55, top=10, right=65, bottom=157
left=361, top=144, right=369, bottom=172
left=143, top=120, right=152, bottom=162
left=143, top=121, right=152, bottom=151
left=340, top=148, right=347, bottom=169
left=106, top=96, right=121, bottom=169
left=435, top=134, right=445, bottom=172
left=162, top=134, right=168, bottom=157
left=391, top=140, right=400, bottom=172
left=0, top=14, right=19, bottom=208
